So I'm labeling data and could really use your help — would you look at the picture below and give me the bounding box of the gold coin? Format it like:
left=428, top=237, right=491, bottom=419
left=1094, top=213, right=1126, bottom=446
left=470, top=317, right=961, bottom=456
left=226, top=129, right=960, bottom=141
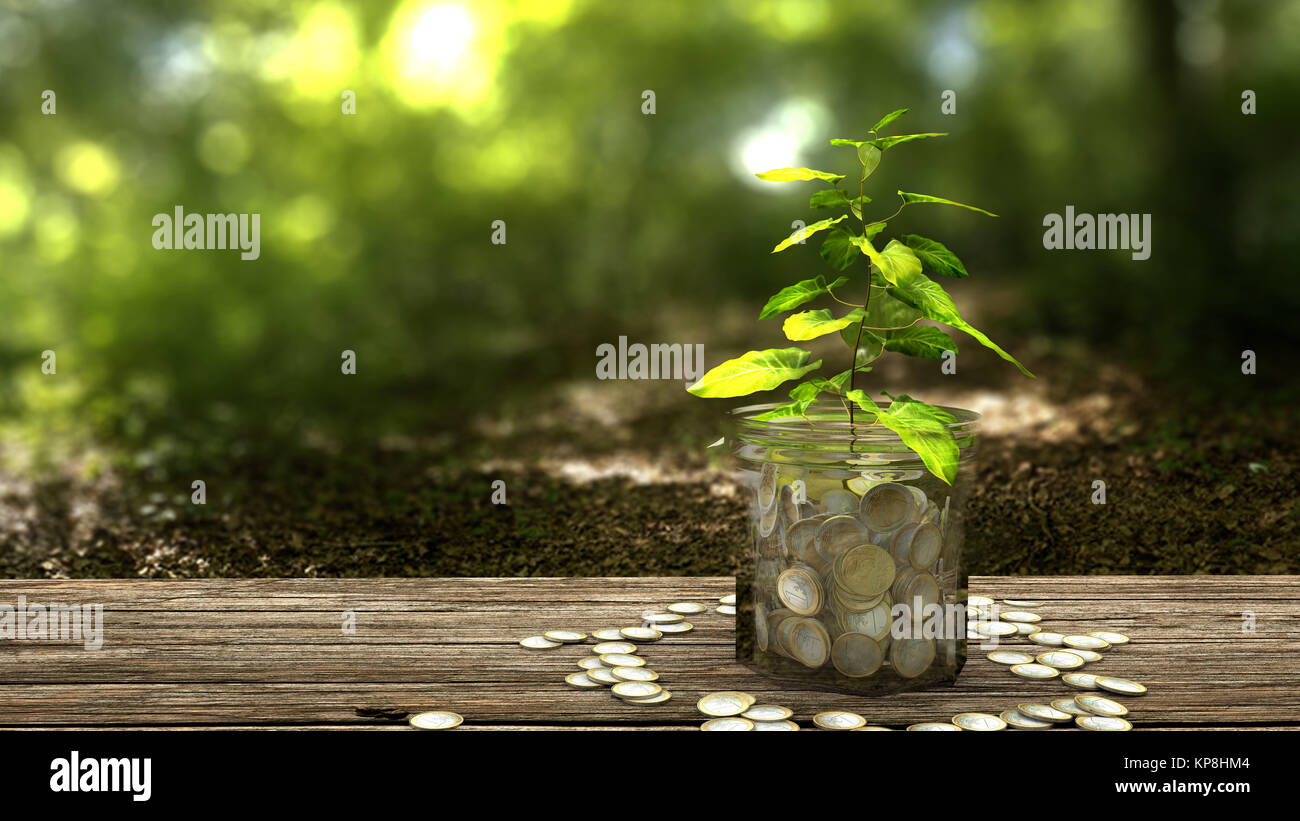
left=1076, top=694, right=1129, bottom=717
left=835, top=544, right=896, bottom=599
left=831, top=632, right=883, bottom=677
left=813, top=711, right=867, bottom=730
left=952, top=713, right=1006, bottom=731
left=543, top=630, right=587, bottom=643
left=667, top=602, right=707, bottom=615
left=1000, top=709, right=1052, bottom=729
left=408, top=711, right=464, bottom=730
left=1010, top=663, right=1060, bottom=680
left=1076, top=715, right=1132, bottom=731
left=742, top=705, right=793, bottom=721
left=701, top=717, right=754, bottom=731
left=1095, top=676, right=1147, bottom=696
left=611, top=681, right=662, bottom=700
left=697, top=692, right=754, bottom=717
left=565, top=672, right=602, bottom=689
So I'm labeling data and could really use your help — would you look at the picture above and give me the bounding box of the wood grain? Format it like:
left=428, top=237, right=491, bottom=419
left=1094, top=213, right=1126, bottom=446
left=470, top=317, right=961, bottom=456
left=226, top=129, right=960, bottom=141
left=0, top=576, right=1295, bottom=729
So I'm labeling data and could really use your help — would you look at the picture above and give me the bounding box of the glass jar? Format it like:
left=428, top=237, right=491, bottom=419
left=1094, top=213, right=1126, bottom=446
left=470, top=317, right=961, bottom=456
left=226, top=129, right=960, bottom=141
left=733, top=400, right=978, bottom=694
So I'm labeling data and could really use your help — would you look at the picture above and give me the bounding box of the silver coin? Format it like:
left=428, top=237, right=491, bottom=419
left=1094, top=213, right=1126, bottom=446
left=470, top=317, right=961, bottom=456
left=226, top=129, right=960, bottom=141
left=987, top=651, right=1035, bottom=665
left=577, top=656, right=607, bottom=670
left=643, top=612, right=684, bottom=624
left=1000, top=709, right=1052, bottom=729
left=716, top=604, right=737, bottom=615
left=1050, top=698, right=1092, bottom=717
left=656, top=621, right=694, bottom=634
left=519, top=636, right=561, bottom=649
left=409, top=711, right=464, bottom=730
left=701, top=717, right=754, bottom=731
left=599, top=653, right=645, bottom=668
left=907, top=722, right=960, bottom=731
left=1095, top=676, right=1148, bottom=696
left=1035, top=650, right=1086, bottom=670
left=667, top=602, right=707, bottom=615
left=1088, top=631, right=1130, bottom=645
left=952, top=713, right=1006, bottom=731
left=752, top=719, right=799, bottom=731
left=743, top=705, right=793, bottom=721
left=592, top=642, right=637, bottom=655
left=611, top=681, right=662, bottom=700
left=697, top=692, right=754, bottom=717
left=1076, top=714, right=1132, bottom=731
left=1027, top=631, right=1066, bottom=647
left=1018, top=703, right=1073, bottom=723
left=1063, top=634, right=1110, bottom=651
left=1000, top=611, right=1042, bottom=623
left=565, top=672, right=602, bottom=689
left=1010, top=663, right=1061, bottom=680
left=1061, top=672, right=1100, bottom=690
left=813, top=711, right=867, bottom=730
left=1076, top=694, right=1128, bottom=717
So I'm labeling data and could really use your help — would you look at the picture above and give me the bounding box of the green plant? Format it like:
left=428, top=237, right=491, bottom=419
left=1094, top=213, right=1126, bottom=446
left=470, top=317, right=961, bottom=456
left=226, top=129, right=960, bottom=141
left=687, top=108, right=1033, bottom=484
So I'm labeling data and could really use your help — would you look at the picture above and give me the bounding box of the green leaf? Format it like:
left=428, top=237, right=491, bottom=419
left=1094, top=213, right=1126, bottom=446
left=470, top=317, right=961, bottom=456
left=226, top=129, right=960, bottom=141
left=809, top=189, right=850, bottom=209
left=900, top=234, right=968, bottom=278
left=858, top=238, right=922, bottom=286
left=858, top=145, right=882, bottom=181
left=788, top=380, right=821, bottom=402
left=868, top=133, right=946, bottom=150
left=846, top=328, right=885, bottom=368
left=897, top=190, right=998, bottom=217
left=885, top=267, right=1034, bottom=377
left=873, top=398, right=960, bottom=485
left=756, top=167, right=846, bottom=183
left=870, top=108, right=909, bottom=133
left=858, top=288, right=922, bottom=330
left=758, top=275, right=849, bottom=319
left=830, top=138, right=864, bottom=147
left=844, top=389, right=881, bottom=420
left=819, top=228, right=859, bottom=272
left=783, top=309, right=858, bottom=341
left=753, top=401, right=807, bottom=422
left=889, top=394, right=957, bottom=424
left=686, top=348, right=822, bottom=398
left=825, top=369, right=863, bottom=392
left=884, top=325, right=956, bottom=359
left=772, top=215, right=847, bottom=253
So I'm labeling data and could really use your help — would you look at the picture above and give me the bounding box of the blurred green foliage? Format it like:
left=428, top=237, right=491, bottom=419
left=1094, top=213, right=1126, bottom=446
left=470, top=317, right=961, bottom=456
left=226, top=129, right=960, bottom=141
left=1, top=0, right=1297, bottom=449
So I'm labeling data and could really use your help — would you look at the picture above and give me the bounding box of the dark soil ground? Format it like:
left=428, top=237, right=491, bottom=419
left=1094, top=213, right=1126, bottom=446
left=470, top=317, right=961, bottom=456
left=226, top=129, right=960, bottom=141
left=2, top=340, right=1297, bottom=580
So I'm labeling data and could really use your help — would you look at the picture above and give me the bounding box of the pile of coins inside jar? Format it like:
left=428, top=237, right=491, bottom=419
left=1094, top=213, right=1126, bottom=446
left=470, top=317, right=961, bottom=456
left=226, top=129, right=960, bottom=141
left=752, top=462, right=955, bottom=683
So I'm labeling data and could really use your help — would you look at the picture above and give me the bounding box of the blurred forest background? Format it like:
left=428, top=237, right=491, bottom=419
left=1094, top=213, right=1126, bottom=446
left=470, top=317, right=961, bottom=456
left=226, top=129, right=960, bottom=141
left=1, top=0, right=1297, bottom=578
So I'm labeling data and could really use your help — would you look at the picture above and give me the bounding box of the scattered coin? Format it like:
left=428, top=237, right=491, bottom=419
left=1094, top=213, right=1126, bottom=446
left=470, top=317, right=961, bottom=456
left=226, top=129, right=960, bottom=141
left=813, top=711, right=867, bottom=730
left=1061, top=672, right=1100, bottom=690
left=752, top=720, right=800, bottom=731
left=967, top=595, right=995, bottom=607
left=1015, top=623, right=1040, bottom=636
left=599, top=653, right=644, bottom=668
left=987, top=650, right=1036, bottom=665
left=1088, top=631, right=1130, bottom=645
left=853, top=726, right=894, bottom=731
left=1018, top=703, right=1073, bottom=723
left=591, top=628, right=625, bottom=641
left=1095, top=676, right=1147, bottom=696
left=701, top=717, right=754, bottom=731
left=592, top=642, right=637, bottom=655
left=697, top=692, right=754, bottom=717
left=565, top=672, right=602, bottom=689
left=952, top=713, right=1006, bottom=731
left=656, top=621, right=694, bottom=634
left=1027, top=631, right=1066, bottom=647
left=577, top=657, right=607, bottom=670
left=1062, top=635, right=1110, bottom=651
left=719, top=593, right=737, bottom=606
left=1050, top=698, right=1092, bottom=717
left=907, top=722, right=961, bottom=731
left=1000, top=611, right=1042, bottom=623
left=624, top=690, right=672, bottom=705
left=1067, top=648, right=1102, bottom=663
left=543, top=630, right=587, bottom=643
left=716, top=604, right=737, bottom=615
left=611, top=681, right=663, bottom=700
left=409, top=711, right=463, bottom=730
left=619, top=626, right=663, bottom=642
left=1076, top=694, right=1128, bottom=717
left=1010, top=663, right=1061, bottom=680
left=1001, top=600, right=1044, bottom=608
left=643, top=612, right=684, bottom=624
left=1035, top=650, right=1086, bottom=670
left=611, top=666, right=659, bottom=683
left=1000, top=710, right=1053, bottom=730
left=667, top=602, right=707, bottom=615
left=520, top=636, right=561, bottom=649
left=974, top=621, right=1018, bottom=637
left=586, top=668, right=620, bottom=685
left=1076, top=715, right=1132, bottom=731
left=742, top=705, right=793, bottom=721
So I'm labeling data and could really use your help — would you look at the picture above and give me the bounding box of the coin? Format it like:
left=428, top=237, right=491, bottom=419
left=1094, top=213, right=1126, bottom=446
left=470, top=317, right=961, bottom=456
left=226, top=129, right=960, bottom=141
left=831, top=632, right=884, bottom=677
left=697, top=692, right=754, bottom=717
left=859, top=483, right=915, bottom=533
left=841, top=599, right=892, bottom=640
left=1088, top=631, right=1130, bottom=645
left=1001, top=600, right=1044, bottom=608
left=1015, top=623, right=1040, bottom=636
left=716, top=604, right=737, bottom=615
left=408, top=711, right=464, bottom=730
left=987, top=651, right=1035, bottom=665
left=612, top=666, right=659, bottom=683
left=1062, top=635, right=1110, bottom=651
left=543, top=630, right=587, bottom=643
left=719, top=593, right=737, bottom=606
left=643, top=612, right=684, bottom=624
left=577, top=656, right=607, bottom=670
left=952, top=713, right=1006, bottom=731
left=586, top=668, right=620, bottom=685
left=1075, top=694, right=1128, bottom=717
left=753, top=720, right=800, bottom=731
left=619, top=626, right=662, bottom=642
left=1000, top=710, right=1052, bottom=730
left=817, top=515, right=871, bottom=563
left=835, top=544, right=896, bottom=599
left=975, top=621, right=1018, bottom=638
left=1018, top=703, right=1073, bottom=723
left=813, top=711, right=867, bottom=730
left=743, top=705, right=794, bottom=721
left=967, top=595, right=995, bottom=607
left=612, top=681, right=662, bottom=700
left=822, top=489, right=859, bottom=515
left=667, top=602, right=707, bottom=615
left=789, top=618, right=832, bottom=668
left=853, top=726, right=894, bottom=731
left=565, top=672, right=602, bottom=689
left=1067, top=648, right=1102, bottom=662
left=778, top=483, right=801, bottom=528
left=907, top=722, right=960, bottom=731
left=624, top=690, right=672, bottom=705
left=1010, top=663, right=1060, bottom=680
left=591, top=628, right=625, bottom=641
left=1094, top=676, right=1147, bottom=696
left=599, top=653, right=645, bottom=668
left=656, top=621, right=694, bottom=634
left=900, top=571, right=940, bottom=612
left=1061, top=672, right=1100, bottom=690
left=519, top=636, right=561, bottom=649
left=1000, top=611, right=1041, bottom=623
left=777, top=566, right=824, bottom=615
left=784, top=519, right=822, bottom=565
left=759, top=503, right=779, bottom=537
left=1027, top=631, right=1065, bottom=647
left=701, top=717, right=754, bottom=731
left=1035, top=650, right=1086, bottom=670
left=891, top=521, right=943, bottom=570
left=592, top=642, right=637, bottom=655
left=1076, top=715, right=1132, bottom=731
left=1050, top=698, right=1092, bottom=717
left=892, top=638, right=936, bottom=679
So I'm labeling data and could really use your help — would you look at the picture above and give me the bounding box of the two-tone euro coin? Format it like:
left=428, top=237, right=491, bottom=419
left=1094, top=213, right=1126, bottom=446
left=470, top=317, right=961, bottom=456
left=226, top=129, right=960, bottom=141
left=543, top=630, right=587, bottom=643
left=1088, top=631, right=1130, bottom=645
left=1027, top=631, right=1066, bottom=647
left=908, top=722, right=960, bottom=731
left=520, top=636, right=561, bottom=649
left=620, top=626, right=663, bottom=642
left=668, top=602, right=707, bottom=615
left=1035, top=650, right=1086, bottom=670
left=625, top=690, right=672, bottom=705
left=987, top=651, right=1035, bottom=665
left=565, top=672, right=602, bottom=689
left=719, top=593, right=737, bottom=606
left=697, top=692, right=754, bottom=717
left=1076, top=715, right=1132, bottom=731
left=577, top=656, right=606, bottom=670
left=586, top=667, right=620, bottom=685
left=952, top=713, right=1006, bottom=731
left=592, top=642, right=637, bottom=655
left=409, top=711, right=463, bottom=730
left=1063, top=634, right=1110, bottom=651
left=813, top=711, right=867, bottom=730
left=1000, top=611, right=1041, bottom=623
left=1050, top=698, right=1092, bottom=717
left=611, top=681, right=662, bottom=700
left=1076, top=694, right=1128, bottom=717
left=1010, top=663, right=1060, bottom=680
left=753, top=720, right=799, bottom=731
left=716, top=604, right=737, bottom=615
left=656, top=621, right=694, bottom=634
left=643, top=612, right=683, bottom=624
left=743, top=705, right=793, bottom=721
left=701, top=717, right=754, bottom=731
left=1018, top=703, right=1073, bottom=723
left=1062, top=672, right=1100, bottom=690
left=599, top=653, right=644, bottom=668
left=1001, top=600, right=1044, bottom=608
left=591, top=628, right=625, bottom=641
left=1095, top=676, right=1147, bottom=696
left=612, top=666, right=659, bottom=683
left=1000, top=710, right=1052, bottom=730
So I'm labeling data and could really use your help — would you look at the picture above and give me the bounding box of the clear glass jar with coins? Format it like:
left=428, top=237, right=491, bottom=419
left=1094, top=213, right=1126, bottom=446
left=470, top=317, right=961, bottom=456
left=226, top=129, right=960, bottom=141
left=733, top=401, right=978, bottom=694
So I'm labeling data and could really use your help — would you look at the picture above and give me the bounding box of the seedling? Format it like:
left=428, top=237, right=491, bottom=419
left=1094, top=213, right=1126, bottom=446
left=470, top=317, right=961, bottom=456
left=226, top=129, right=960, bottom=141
left=687, top=108, right=1033, bottom=484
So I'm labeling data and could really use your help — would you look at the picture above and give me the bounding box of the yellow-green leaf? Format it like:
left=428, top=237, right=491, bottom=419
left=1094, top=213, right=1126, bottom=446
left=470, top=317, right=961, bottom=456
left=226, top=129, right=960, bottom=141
left=759, top=275, right=848, bottom=319
left=755, top=167, right=846, bottom=183
left=870, top=108, right=909, bottom=133
left=859, top=238, right=922, bottom=286
left=897, top=190, right=998, bottom=217
left=771, top=215, right=847, bottom=253
left=783, top=309, right=858, bottom=341
left=686, top=348, right=822, bottom=398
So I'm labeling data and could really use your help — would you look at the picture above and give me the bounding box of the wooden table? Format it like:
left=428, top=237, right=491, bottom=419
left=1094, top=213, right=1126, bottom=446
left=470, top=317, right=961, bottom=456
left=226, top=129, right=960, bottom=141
left=0, top=577, right=1295, bottom=730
